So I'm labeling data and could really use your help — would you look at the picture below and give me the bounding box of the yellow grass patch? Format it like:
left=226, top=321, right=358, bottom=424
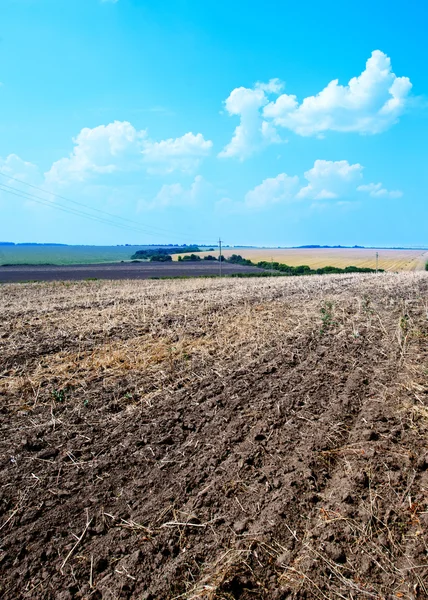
left=172, top=248, right=428, bottom=271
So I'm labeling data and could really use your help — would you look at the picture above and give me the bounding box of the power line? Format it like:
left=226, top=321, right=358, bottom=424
left=0, top=172, right=216, bottom=243
left=0, top=174, right=217, bottom=244
left=0, top=183, right=160, bottom=237
left=0, top=171, right=211, bottom=240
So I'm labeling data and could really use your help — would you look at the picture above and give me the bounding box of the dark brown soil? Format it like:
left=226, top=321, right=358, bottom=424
left=0, top=274, right=427, bottom=599
left=0, top=262, right=261, bottom=283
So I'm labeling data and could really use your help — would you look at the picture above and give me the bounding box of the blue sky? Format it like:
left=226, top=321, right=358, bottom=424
left=0, top=0, right=427, bottom=247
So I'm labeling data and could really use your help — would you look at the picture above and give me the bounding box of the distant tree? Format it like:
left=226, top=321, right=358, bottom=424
left=203, top=255, right=217, bottom=261
left=227, top=254, right=244, bottom=263
left=181, top=254, right=202, bottom=261
left=150, top=255, right=172, bottom=262
left=131, top=246, right=201, bottom=260
left=227, top=254, right=254, bottom=266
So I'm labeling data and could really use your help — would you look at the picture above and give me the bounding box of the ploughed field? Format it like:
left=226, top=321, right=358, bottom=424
left=190, top=248, right=428, bottom=272
left=0, top=262, right=260, bottom=283
left=1, top=273, right=428, bottom=599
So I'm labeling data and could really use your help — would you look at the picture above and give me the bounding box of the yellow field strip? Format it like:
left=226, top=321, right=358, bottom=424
left=172, top=249, right=428, bottom=272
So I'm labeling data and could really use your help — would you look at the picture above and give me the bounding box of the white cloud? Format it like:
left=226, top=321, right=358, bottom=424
left=46, top=122, right=146, bottom=184
left=0, top=155, right=54, bottom=208
left=244, top=173, right=299, bottom=208
left=297, top=160, right=364, bottom=200
left=0, top=154, right=41, bottom=184
left=218, top=85, right=281, bottom=160
left=0, top=145, right=402, bottom=222
left=221, top=158, right=401, bottom=212
left=357, top=182, right=403, bottom=198
left=255, top=78, right=285, bottom=94
left=220, top=50, right=412, bottom=158
left=138, top=176, right=208, bottom=210
left=45, top=121, right=212, bottom=184
left=265, top=50, right=412, bottom=136
left=143, top=132, right=212, bottom=174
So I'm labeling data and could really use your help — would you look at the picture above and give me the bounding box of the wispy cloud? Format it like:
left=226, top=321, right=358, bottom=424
left=357, top=182, right=403, bottom=198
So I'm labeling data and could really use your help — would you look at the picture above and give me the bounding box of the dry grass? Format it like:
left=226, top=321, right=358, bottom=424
left=1, top=271, right=427, bottom=431
left=1, top=272, right=428, bottom=599
left=174, top=247, right=428, bottom=271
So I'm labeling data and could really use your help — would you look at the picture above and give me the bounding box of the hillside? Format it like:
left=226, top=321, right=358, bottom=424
left=1, top=273, right=428, bottom=599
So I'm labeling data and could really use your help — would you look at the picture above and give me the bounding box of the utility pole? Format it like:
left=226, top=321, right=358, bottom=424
left=218, top=237, right=222, bottom=277
left=376, top=252, right=379, bottom=273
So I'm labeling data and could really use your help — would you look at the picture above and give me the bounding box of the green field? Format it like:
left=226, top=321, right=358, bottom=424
left=0, top=245, right=159, bottom=265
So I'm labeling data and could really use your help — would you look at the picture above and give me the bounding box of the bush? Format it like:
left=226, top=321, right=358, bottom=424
left=254, top=260, right=381, bottom=276
left=150, top=254, right=172, bottom=262
left=227, top=254, right=253, bottom=266
left=131, top=246, right=200, bottom=260
left=181, top=254, right=202, bottom=261
left=203, top=255, right=218, bottom=261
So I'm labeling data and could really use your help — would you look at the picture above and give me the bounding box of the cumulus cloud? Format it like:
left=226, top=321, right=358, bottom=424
left=220, top=50, right=412, bottom=159
left=265, top=50, right=412, bottom=136
left=218, top=85, right=281, bottom=160
left=357, top=182, right=403, bottom=198
left=45, top=121, right=212, bottom=184
left=223, top=159, right=402, bottom=212
left=297, top=160, right=364, bottom=200
left=143, top=132, right=212, bottom=174
left=46, top=122, right=145, bottom=184
left=244, top=173, right=299, bottom=208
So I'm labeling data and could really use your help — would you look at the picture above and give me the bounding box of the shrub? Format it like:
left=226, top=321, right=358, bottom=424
left=227, top=254, right=253, bottom=266
left=150, top=254, right=172, bottom=262
left=181, top=254, right=202, bottom=261
left=131, top=246, right=200, bottom=260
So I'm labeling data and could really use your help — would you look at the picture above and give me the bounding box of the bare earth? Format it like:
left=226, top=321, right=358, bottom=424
left=0, top=262, right=260, bottom=284
left=190, top=248, right=428, bottom=271
left=1, top=273, right=428, bottom=599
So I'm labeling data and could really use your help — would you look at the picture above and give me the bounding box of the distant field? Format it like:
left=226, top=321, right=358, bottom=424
left=0, top=245, right=144, bottom=265
left=0, top=245, right=199, bottom=265
left=3, top=245, right=427, bottom=270
left=0, top=261, right=259, bottom=283
left=187, top=248, right=428, bottom=271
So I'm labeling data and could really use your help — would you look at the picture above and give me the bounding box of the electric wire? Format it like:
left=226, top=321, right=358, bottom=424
left=0, top=183, right=166, bottom=237
left=0, top=172, right=217, bottom=244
